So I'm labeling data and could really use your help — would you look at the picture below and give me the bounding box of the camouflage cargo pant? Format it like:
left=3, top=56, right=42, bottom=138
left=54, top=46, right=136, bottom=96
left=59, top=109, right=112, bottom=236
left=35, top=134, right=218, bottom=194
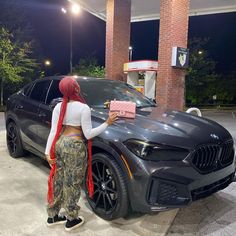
left=47, top=135, right=87, bottom=220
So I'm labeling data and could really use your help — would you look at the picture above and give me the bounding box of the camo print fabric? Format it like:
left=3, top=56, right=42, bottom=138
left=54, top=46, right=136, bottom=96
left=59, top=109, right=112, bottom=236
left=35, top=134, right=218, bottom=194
left=47, top=135, right=87, bottom=220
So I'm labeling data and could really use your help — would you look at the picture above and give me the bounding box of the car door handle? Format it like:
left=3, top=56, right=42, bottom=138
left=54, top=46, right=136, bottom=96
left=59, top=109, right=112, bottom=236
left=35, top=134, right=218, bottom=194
left=38, top=112, right=46, bottom=118
left=15, top=105, right=23, bottom=109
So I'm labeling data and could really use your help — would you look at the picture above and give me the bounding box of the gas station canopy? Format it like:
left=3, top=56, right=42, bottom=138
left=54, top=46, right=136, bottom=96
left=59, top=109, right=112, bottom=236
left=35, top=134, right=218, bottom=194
left=73, top=0, right=236, bottom=22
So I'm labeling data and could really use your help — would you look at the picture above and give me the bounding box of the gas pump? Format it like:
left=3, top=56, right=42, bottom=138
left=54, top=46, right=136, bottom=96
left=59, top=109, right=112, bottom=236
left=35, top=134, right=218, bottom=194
left=124, top=60, right=158, bottom=99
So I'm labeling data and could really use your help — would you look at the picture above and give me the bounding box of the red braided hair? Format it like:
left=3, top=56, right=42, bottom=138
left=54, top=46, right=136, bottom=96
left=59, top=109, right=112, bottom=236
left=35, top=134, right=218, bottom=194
left=47, top=76, right=94, bottom=206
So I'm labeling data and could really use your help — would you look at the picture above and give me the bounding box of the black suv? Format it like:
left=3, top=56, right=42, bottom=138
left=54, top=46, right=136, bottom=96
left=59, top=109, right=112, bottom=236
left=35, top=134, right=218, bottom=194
left=5, top=76, right=236, bottom=220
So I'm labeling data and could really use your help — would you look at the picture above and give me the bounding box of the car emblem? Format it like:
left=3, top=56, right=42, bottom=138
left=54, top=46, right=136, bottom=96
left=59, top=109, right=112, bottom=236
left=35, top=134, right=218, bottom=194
left=210, top=134, right=219, bottom=140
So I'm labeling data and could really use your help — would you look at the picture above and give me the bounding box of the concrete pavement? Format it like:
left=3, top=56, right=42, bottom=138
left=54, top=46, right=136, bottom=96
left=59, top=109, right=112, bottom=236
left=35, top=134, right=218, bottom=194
left=167, top=110, right=236, bottom=236
left=0, top=130, right=179, bottom=236
left=0, top=112, right=178, bottom=236
left=0, top=111, right=235, bottom=236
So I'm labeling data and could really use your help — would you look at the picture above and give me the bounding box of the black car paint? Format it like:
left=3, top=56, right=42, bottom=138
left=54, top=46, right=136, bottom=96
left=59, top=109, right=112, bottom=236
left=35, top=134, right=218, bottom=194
left=5, top=76, right=236, bottom=214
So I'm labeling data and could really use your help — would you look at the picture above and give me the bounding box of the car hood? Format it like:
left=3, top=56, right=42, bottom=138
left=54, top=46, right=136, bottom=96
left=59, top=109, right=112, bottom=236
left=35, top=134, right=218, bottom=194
left=92, top=107, right=232, bottom=150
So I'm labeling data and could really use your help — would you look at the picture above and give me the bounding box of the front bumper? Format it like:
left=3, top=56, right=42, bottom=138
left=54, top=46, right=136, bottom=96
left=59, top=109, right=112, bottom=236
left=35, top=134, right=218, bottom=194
left=147, top=171, right=235, bottom=209
left=125, top=154, right=236, bottom=213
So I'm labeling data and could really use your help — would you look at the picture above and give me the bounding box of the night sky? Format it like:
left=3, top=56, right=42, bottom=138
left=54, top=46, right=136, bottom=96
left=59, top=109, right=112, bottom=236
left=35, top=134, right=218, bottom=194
left=23, top=0, right=236, bottom=75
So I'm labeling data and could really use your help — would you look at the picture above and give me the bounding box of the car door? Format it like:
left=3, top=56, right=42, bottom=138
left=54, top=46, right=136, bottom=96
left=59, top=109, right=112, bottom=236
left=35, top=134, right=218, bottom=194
left=17, top=79, right=52, bottom=152
left=37, top=79, right=62, bottom=153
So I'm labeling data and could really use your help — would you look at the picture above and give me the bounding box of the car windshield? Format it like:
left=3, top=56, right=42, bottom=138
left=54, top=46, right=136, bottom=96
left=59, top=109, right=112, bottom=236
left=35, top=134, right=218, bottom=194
left=78, top=79, right=156, bottom=109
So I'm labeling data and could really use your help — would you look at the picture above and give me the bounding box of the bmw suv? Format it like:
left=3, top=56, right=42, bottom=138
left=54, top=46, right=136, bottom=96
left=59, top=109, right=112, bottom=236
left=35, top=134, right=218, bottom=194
left=5, top=76, right=236, bottom=220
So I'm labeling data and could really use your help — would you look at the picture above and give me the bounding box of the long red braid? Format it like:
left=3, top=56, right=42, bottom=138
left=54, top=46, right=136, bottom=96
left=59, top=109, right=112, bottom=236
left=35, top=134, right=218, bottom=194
left=47, top=76, right=94, bottom=206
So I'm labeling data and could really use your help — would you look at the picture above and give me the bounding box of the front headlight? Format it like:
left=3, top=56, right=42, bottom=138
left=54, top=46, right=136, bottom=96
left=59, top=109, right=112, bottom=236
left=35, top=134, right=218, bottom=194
left=123, top=139, right=189, bottom=161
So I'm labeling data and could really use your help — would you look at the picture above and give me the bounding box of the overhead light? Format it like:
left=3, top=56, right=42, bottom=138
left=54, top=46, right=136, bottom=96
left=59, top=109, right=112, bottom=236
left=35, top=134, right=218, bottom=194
left=61, top=7, right=67, bottom=14
left=71, top=4, right=81, bottom=15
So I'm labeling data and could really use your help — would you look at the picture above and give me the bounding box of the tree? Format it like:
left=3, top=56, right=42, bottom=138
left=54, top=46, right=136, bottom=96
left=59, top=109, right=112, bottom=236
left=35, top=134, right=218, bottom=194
left=73, top=58, right=105, bottom=78
left=213, top=71, right=236, bottom=104
left=186, top=38, right=219, bottom=105
left=0, top=0, right=44, bottom=105
left=0, top=0, right=44, bottom=69
left=0, top=0, right=38, bottom=47
left=0, top=27, right=39, bottom=105
left=186, top=37, right=236, bottom=105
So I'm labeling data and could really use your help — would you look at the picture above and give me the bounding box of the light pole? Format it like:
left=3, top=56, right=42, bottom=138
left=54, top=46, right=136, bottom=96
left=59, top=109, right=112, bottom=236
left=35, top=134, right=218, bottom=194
left=129, top=46, right=133, bottom=61
left=44, top=59, right=51, bottom=76
left=61, top=4, right=81, bottom=74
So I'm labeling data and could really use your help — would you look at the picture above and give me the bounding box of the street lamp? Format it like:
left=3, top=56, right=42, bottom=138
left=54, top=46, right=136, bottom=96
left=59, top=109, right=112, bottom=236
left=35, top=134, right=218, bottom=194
left=44, top=59, right=51, bottom=76
left=44, top=60, right=51, bottom=66
left=61, top=4, right=81, bottom=74
left=61, top=7, right=67, bottom=14
left=71, top=4, right=81, bottom=14
left=129, top=46, right=133, bottom=61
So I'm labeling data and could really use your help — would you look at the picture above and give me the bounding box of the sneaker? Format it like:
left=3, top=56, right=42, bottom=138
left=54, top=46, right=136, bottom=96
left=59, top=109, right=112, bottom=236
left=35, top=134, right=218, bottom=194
left=65, top=216, right=85, bottom=231
left=47, top=214, right=67, bottom=226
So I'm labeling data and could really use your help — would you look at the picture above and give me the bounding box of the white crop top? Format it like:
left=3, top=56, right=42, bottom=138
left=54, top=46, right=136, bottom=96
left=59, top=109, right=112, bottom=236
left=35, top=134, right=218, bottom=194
left=45, top=101, right=108, bottom=155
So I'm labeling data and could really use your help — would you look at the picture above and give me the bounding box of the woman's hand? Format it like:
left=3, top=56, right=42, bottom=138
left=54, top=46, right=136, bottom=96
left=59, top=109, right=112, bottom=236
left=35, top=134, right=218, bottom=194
left=106, top=112, right=118, bottom=125
left=46, top=155, right=56, bottom=168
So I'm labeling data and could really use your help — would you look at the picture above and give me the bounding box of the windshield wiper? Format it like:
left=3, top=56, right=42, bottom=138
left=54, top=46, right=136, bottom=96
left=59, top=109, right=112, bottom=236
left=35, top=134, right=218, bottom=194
left=136, top=104, right=157, bottom=108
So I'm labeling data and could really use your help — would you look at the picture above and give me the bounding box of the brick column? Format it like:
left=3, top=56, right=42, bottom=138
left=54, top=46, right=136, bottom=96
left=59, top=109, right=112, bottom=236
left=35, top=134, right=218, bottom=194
left=157, top=0, right=190, bottom=111
left=105, top=0, right=131, bottom=81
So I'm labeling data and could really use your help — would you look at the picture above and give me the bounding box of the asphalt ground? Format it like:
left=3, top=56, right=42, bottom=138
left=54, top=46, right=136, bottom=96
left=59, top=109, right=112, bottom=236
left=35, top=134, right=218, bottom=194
left=0, top=111, right=235, bottom=236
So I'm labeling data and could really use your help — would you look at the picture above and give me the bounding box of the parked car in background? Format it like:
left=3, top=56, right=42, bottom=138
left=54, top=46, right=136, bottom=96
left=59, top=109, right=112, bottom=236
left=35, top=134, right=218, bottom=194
left=5, top=76, right=236, bottom=220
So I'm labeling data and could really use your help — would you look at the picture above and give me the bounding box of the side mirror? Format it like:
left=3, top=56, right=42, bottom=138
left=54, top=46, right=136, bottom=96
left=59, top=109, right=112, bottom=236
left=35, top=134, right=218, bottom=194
left=49, top=97, right=63, bottom=108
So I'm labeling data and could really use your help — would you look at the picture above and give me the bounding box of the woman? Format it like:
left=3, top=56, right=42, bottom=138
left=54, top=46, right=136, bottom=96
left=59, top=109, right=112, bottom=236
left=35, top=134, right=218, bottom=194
left=45, top=76, right=117, bottom=231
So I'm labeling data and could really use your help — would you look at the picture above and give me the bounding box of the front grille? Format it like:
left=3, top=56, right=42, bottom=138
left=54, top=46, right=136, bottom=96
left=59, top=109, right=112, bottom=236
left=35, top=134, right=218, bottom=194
left=219, top=140, right=234, bottom=166
left=191, top=140, right=234, bottom=174
left=192, top=145, right=220, bottom=173
left=191, top=173, right=234, bottom=201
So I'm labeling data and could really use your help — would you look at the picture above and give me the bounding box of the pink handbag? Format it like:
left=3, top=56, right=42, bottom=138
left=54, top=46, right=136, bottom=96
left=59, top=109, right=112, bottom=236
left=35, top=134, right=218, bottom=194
left=109, top=100, right=136, bottom=119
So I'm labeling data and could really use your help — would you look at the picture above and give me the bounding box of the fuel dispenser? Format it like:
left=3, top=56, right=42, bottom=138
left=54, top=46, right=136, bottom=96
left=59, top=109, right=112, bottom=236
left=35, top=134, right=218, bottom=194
left=124, top=60, right=158, bottom=99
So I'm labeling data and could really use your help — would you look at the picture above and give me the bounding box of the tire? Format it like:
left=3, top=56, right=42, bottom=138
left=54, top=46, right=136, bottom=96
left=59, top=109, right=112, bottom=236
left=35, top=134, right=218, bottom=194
left=6, top=122, right=25, bottom=158
left=86, top=153, right=129, bottom=221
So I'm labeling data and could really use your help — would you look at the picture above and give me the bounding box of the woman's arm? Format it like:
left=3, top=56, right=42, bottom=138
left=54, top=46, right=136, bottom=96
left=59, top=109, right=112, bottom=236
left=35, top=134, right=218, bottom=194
left=81, top=105, right=109, bottom=140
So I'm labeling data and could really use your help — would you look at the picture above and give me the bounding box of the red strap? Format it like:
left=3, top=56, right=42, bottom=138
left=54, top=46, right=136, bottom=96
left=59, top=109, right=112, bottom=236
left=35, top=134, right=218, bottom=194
left=47, top=164, right=56, bottom=206
left=87, top=139, right=94, bottom=198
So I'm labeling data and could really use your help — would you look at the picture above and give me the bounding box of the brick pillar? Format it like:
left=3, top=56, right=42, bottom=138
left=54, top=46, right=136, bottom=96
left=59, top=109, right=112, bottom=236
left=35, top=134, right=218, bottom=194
left=156, top=0, right=190, bottom=111
left=105, top=0, right=131, bottom=81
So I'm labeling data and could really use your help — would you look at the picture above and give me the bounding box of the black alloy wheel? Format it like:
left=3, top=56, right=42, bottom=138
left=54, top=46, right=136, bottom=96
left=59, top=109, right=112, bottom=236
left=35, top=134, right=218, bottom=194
left=86, top=153, right=129, bottom=221
left=6, top=122, right=25, bottom=158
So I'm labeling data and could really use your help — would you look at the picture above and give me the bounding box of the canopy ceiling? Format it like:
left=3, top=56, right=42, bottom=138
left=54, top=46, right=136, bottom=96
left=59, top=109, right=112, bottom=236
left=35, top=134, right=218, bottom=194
left=71, top=0, right=236, bottom=22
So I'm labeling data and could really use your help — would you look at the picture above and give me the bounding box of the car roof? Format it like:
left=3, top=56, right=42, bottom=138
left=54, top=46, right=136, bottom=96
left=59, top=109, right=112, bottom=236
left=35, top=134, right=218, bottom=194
left=34, top=76, right=122, bottom=84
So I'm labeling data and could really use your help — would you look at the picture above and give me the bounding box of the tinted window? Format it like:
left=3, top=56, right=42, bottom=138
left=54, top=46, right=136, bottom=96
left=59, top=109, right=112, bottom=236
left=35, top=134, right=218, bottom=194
left=46, top=80, right=63, bottom=104
left=29, top=80, right=51, bottom=103
left=78, top=80, right=155, bottom=108
left=22, top=83, right=33, bottom=96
